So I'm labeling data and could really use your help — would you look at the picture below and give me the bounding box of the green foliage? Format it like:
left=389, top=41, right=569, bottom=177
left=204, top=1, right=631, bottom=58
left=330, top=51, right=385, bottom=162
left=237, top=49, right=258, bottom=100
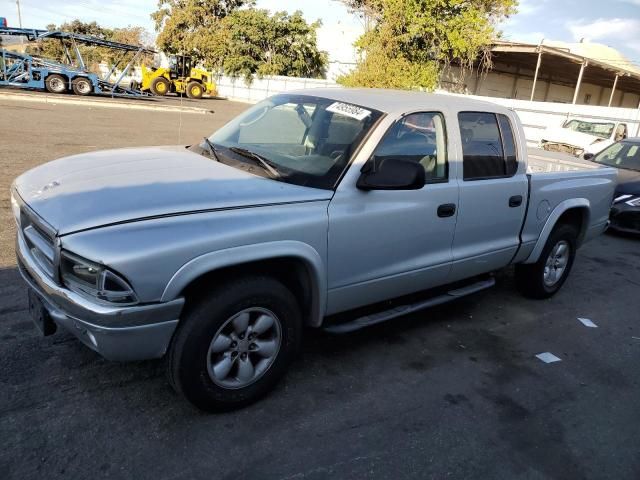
left=152, top=0, right=252, bottom=55
left=337, top=0, right=517, bottom=90
left=153, top=2, right=327, bottom=81
left=215, top=10, right=328, bottom=80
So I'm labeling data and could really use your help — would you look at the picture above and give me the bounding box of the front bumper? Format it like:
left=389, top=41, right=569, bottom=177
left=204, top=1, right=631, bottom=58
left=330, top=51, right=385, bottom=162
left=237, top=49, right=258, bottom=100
left=17, top=233, right=184, bottom=361
left=609, top=203, right=640, bottom=234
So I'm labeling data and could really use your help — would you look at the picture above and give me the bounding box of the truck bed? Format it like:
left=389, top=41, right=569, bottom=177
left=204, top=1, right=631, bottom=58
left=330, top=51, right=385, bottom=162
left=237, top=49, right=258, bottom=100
left=527, top=147, right=599, bottom=174
left=515, top=149, right=618, bottom=263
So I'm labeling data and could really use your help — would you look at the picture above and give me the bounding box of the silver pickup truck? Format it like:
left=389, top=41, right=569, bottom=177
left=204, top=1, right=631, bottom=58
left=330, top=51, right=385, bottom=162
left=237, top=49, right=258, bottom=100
left=12, top=89, right=616, bottom=410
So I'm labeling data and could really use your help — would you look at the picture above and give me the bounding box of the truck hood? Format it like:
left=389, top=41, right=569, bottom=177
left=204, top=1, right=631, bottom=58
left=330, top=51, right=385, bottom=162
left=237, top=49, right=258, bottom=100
left=542, top=127, right=602, bottom=149
left=14, top=146, right=332, bottom=235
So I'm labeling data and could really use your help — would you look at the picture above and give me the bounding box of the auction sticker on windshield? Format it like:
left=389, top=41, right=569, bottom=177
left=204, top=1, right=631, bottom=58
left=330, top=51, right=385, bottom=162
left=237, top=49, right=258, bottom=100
left=326, top=102, right=371, bottom=121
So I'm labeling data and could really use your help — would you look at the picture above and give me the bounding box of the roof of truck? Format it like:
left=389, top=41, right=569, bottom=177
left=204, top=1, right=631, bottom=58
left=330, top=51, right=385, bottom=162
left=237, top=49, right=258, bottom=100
left=285, top=88, right=512, bottom=115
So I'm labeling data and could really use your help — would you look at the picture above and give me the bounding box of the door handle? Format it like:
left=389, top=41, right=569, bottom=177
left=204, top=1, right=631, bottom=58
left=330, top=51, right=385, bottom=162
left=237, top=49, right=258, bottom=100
left=437, top=203, right=456, bottom=218
left=509, top=195, right=523, bottom=208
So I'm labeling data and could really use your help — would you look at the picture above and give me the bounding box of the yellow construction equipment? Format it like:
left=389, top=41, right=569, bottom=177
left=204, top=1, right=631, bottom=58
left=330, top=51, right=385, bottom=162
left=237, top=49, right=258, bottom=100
left=140, top=55, right=216, bottom=99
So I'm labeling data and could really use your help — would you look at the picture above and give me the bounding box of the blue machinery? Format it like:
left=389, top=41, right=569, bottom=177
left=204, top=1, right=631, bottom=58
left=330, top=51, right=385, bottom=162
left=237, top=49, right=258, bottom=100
left=0, top=27, right=156, bottom=97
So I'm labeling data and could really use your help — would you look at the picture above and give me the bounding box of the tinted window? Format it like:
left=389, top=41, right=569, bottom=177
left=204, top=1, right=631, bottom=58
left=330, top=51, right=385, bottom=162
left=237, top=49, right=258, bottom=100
left=373, top=112, right=447, bottom=182
left=498, top=114, right=518, bottom=176
left=459, top=112, right=518, bottom=180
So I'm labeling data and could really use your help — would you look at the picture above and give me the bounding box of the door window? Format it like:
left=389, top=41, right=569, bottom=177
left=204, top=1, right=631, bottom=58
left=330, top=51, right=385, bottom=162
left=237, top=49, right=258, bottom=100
left=372, top=112, right=448, bottom=182
left=459, top=112, right=519, bottom=180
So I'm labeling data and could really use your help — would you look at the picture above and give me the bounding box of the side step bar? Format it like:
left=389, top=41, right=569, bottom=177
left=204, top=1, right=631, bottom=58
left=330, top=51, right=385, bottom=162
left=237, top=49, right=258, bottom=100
left=324, top=277, right=495, bottom=334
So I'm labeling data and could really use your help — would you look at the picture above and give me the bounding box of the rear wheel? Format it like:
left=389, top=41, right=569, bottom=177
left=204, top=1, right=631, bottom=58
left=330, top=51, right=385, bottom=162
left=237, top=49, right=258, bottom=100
left=150, top=77, right=170, bottom=96
left=186, top=81, right=203, bottom=99
left=71, top=77, right=92, bottom=96
left=516, top=223, right=578, bottom=299
left=167, top=276, right=302, bottom=411
left=45, top=74, right=67, bottom=94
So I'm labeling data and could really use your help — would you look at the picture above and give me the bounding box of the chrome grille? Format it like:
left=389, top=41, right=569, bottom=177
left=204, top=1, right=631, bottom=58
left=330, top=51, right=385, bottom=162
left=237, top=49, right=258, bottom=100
left=20, top=209, right=56, bottom=278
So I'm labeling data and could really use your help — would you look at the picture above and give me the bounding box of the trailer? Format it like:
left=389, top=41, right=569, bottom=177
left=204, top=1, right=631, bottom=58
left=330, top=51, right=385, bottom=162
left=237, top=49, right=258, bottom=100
left=0, top=27, right=155, bottom=97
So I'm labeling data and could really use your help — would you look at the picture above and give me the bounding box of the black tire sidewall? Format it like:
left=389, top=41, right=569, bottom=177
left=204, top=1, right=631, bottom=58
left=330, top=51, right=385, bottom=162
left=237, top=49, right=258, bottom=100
left=169, top=277, right=301, bottom=411
left=518, top=224, right=578, bottom=298
left=71, top=77, right=92, bottom=96
left=151, top=77, right=170, bottom=96
left=45, top=74, right=67, bottom=94
left=186, top=82, right=203, bottom=99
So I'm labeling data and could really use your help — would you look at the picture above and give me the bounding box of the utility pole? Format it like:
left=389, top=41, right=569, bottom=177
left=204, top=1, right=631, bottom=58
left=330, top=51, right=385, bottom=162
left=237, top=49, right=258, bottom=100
left=16, top=0, right=24, bottom=44
left=16, top=0, right=23, bottom=28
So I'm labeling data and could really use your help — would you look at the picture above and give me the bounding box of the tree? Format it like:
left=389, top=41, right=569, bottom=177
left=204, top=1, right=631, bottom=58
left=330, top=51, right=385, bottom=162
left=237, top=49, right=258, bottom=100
left=214, top=10, right=327, bottom=80
left=336, top=0, right=517, bottom=90
left=153, top=2, right=328, bottom=81
left=152, top=0, right=251, bottom=56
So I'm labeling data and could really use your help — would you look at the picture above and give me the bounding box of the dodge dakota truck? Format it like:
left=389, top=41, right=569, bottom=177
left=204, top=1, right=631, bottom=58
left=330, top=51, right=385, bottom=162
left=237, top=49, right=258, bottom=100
left=13, top=89, right=617, bottom=410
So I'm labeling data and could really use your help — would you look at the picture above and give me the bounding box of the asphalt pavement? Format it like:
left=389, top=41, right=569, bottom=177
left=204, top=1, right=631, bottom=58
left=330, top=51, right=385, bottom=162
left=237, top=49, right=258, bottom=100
left=1, top=98, right=639, bottom=480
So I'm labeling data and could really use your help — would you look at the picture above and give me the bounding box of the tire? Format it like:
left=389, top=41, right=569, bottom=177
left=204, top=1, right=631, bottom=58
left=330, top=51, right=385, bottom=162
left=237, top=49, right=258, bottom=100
left=150, top=76, right=170, bottom=96
left=45, top=74, right=67, bottom=94
left=167, top=276, right=302, bottom=411
left=71, top=77, right=93, bottom=96
left=186, top=81, right=204, bottom=99
left=515, top=223, right=578, bottom=299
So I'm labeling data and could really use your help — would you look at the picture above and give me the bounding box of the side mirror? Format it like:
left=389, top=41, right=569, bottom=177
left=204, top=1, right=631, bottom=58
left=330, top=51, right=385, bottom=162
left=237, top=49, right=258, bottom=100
left=582, top=152, right=595, bottom=161
left=357, top=157, right=425, bottom=191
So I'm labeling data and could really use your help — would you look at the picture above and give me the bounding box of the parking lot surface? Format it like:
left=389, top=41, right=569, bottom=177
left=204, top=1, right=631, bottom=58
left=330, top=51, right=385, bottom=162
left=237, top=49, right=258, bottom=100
left=1, top=99, right=640, bottom=480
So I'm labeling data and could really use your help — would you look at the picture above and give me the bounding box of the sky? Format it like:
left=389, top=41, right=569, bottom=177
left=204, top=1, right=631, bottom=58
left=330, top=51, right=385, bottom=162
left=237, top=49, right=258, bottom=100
left=2, top=0, right=640, bottom=66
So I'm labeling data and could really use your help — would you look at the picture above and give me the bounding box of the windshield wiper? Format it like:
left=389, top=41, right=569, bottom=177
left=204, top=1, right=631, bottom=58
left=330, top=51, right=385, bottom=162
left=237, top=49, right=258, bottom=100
left=202, top=137, right=223, bottom=163
left=229, top=147, right=280, bottom=178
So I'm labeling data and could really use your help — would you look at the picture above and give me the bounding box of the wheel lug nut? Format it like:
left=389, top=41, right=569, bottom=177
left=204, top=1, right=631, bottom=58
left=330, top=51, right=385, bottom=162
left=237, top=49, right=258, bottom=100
left=231, top=351, right=238, bottom=357
left=239, top=334, right=244, bottom=340
left=249, top=344, right=256, bottom=350
left=241, top=353, right=247, bottom=360
left=231, top=341, right=237, bottom=348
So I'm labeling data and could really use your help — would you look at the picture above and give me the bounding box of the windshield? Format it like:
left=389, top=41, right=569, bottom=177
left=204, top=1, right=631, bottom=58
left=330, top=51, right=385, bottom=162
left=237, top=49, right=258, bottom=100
left=594, top=141, right=640, bottom=171
left=192, top=94, right=383, bottom=189
left=564, top=119, right=614, bottom=139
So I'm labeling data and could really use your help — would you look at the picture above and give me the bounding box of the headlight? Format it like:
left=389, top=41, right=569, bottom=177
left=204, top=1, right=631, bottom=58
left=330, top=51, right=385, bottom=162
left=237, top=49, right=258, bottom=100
left=614, top=194, right=640, bottom=206
left=10, top=190, right=21, bottom=227
left=60, top=251, right=138, bottom=305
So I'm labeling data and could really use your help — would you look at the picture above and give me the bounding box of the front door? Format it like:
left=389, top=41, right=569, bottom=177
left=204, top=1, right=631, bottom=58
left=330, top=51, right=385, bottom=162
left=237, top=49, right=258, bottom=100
left=327, top=111, right=459, bottom=315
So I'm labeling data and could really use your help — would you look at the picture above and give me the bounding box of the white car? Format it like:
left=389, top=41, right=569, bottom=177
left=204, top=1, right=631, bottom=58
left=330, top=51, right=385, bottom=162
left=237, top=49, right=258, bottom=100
left=540, top=118, right=628, bottom=157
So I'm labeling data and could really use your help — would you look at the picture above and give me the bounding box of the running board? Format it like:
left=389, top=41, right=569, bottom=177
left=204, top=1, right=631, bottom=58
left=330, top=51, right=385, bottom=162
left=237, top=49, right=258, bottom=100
left=324, top=277, right=495, bottom=334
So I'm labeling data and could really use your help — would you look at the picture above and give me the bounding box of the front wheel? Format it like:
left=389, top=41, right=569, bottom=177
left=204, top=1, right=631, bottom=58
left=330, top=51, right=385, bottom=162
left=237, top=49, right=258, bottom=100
left=150, top=77, right=170, bottom=96
left=167, top=276, right=302, bottom=411
left=515, top=223, right=578, bottom=299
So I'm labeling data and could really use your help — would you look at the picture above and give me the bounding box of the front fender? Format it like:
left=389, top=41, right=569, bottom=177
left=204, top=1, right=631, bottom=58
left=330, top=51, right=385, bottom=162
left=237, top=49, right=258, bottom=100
left=523, top=198, right=590, bottom=264
left=161, top=241, right=327, bottom=327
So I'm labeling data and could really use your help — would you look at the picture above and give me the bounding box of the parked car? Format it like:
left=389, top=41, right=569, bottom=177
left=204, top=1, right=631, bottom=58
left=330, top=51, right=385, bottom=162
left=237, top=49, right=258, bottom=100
left=540, top=118, right=628, bottom=157
left=12, top=89, right=616, bottom=410
left=584, top=139, right=640, bottom=233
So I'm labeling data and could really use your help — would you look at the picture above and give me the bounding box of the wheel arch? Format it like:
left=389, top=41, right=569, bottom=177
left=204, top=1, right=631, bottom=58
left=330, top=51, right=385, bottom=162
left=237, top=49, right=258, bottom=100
left=524, top=199, right=590, bottom=264
left=162, top=241, right=327, bottom=327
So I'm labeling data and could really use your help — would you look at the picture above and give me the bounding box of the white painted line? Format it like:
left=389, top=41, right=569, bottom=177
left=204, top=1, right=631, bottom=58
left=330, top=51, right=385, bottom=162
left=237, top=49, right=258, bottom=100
left=577, top=317, right=598, bottom=328
left=0, top=91, right=213, bottom=114
left=535, top=352, right=562, bottom=363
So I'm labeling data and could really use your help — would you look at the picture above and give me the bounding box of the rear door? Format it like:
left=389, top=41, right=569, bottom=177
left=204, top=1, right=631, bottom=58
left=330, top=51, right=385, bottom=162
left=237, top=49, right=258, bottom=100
left=449, top=111, right=528, bottom=282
